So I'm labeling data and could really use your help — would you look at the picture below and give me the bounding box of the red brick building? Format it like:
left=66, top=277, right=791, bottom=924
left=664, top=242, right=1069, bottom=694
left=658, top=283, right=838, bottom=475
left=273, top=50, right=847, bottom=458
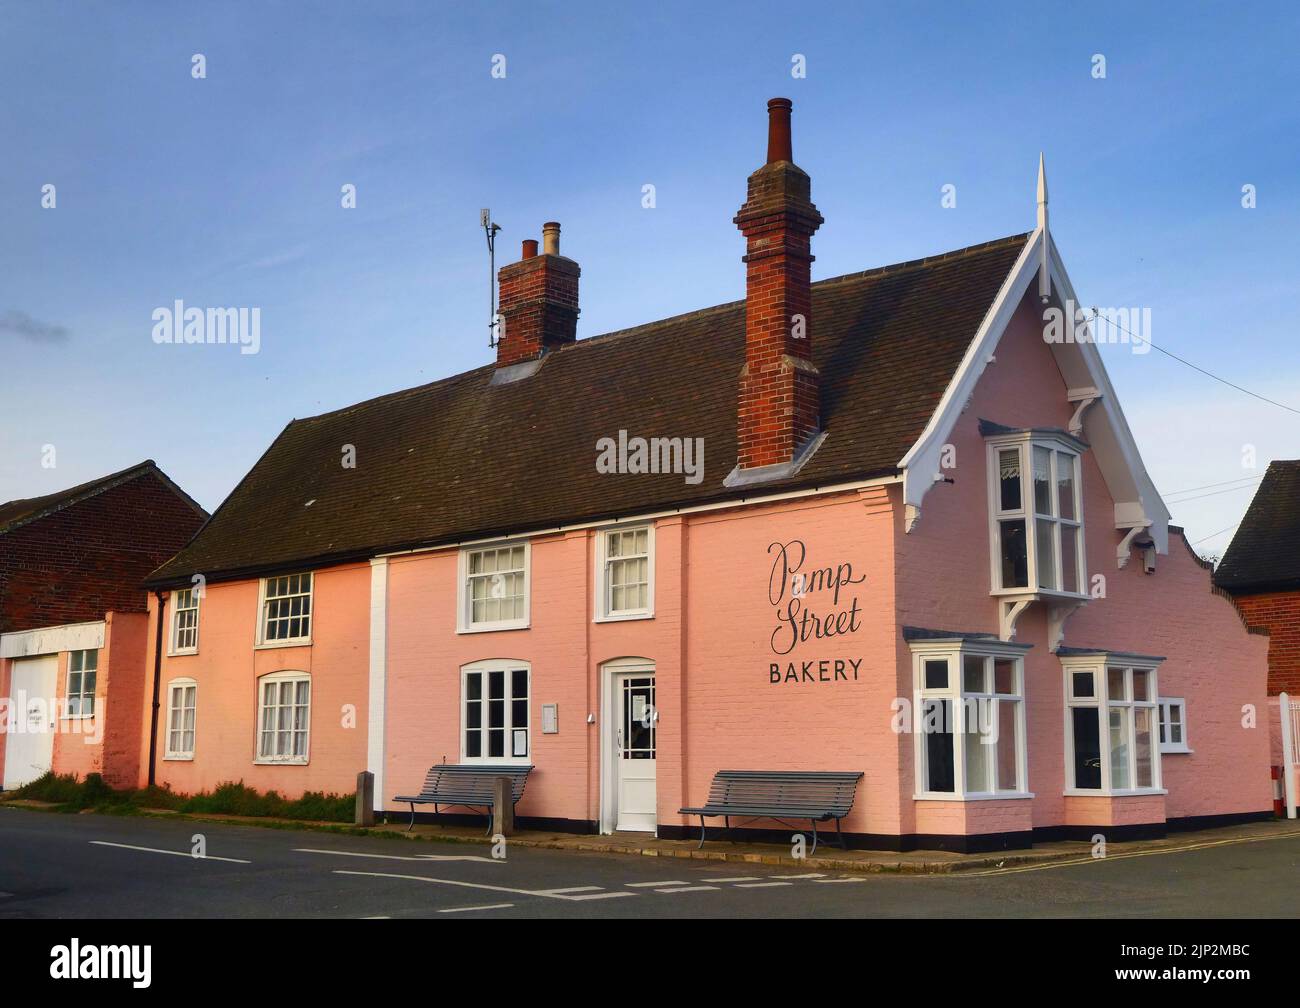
left=0, top=461, right=207, bottom=790
left=1215, top=460, right=1300, bottom=696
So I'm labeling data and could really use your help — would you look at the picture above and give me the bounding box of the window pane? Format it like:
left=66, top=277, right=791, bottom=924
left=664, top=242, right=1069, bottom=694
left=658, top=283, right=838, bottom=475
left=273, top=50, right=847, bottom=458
left=924, top=699, right=954, bottom=793
left=511, top=699, right=527, bottom=729
left=1071, top=671, right=1095, bottom=698
left=1035, top=518, right=1057, bottom=590
left=1033, top=446, right=1052, bottom=515
left=994, top=659, right=1015, bottom=695
left=488, top=729, right=504, bottom=758
left=964, top=701, right=991, bottom=792
left=996, top=700, right=1018, bottom=790
left=466, top=731, right=481, bottom=758
left=1056, top=453, right=1076, bottom=520
left=998, top=449, right=1021, bottom=512
left=924, top=660, right=948, bottom=690
left=1132, top=669, right=1151, bottom=702
left=1108, top=667, right=1127, bottom=700
left=1072, top=707, right=1101, bottom=789
left=1000, top=520, right=1028, bottom=589
left=1061, top=525, right=1079, bottom=593
left=963, top=656, right=985, bottom=693
left=489, top=670, right=504, bottom=699
left=1109, top=707, right=1129, bottom=789
left=465, top=673, right=481, bottom=702
left=1134, top=707, right=1154, bottom=787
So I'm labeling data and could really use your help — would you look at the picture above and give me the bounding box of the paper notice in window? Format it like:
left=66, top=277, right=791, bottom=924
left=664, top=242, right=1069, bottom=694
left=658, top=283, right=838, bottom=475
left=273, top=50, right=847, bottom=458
left=632, top=696, right=647, bottom=723
left=512, top=728, right=528, bottom=757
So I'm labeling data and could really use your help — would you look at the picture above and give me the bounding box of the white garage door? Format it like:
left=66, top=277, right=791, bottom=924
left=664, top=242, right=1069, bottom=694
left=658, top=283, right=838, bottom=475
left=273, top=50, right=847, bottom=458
left=3, top=655, right=58, bottom=791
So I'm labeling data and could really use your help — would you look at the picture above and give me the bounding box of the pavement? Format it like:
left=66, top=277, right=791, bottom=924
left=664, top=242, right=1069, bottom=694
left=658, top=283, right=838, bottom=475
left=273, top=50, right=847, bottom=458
left=1, top=804, right=1298, bottom=918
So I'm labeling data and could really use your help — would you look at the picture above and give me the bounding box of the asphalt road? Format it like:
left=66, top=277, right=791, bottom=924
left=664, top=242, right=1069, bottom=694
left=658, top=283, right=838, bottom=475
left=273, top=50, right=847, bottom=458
left=1, top=806, right=1297, bottom=918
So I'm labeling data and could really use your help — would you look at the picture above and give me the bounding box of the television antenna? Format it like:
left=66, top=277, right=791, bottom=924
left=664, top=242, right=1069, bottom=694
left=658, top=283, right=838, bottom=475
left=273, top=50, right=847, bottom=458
left=481, top=208, right=502, bottom=347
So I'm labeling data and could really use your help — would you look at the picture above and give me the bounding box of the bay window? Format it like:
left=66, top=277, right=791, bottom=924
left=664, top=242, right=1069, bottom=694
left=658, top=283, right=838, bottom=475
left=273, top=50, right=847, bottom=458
left=1062, top=654, right=1164, bottom=794
left=909, top=635, right=1030, bottom=799
left=987, top=432, right=1086, bottom=596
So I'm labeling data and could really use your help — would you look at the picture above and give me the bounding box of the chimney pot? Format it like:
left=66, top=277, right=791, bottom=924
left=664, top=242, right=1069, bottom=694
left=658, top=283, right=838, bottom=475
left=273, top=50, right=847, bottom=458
left=521, top=239, right=538, bottom=259
left=542, top=221, right=561, bottom=256
left=766, top=97, right=793, bottom=164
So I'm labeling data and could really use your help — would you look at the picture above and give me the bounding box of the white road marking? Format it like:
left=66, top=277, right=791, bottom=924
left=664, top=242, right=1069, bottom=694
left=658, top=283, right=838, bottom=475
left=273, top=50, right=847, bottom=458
left=814, top=877, right=871, bottom=883
left=537, top=886, right=603, bottom=894
left=293, top=847, right=496, bottom=864
left=655, top=885, right=720, bottom=894
left=438, top=903, right=514, bottom=913
left=625, top=880, right=686, bottom=887
left=773, top=872, right=825, bottom=879
left=701, top=876, right=762, bottom=883
left=89, top=841, right=250, bottom=864
left=735, top=881, right=792, bottom=888
left=333, top=870, right=634, bottom=901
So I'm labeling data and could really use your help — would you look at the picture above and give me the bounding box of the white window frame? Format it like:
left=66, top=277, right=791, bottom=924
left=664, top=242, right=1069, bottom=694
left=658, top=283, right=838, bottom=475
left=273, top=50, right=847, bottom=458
left=986, top=434, right=1087, bottom=599
left=64, top=648, right=98, bottom=719
left=255, top=572, right=313, bottom=647
left=1061, top=656, right=1165, bottom=795
left=908, top=637, right=1032, bottom=801
left=169, top=587, right=200, bottom=655
left=254, top=670, right=311, bottom=765
left=594, top=524, right=655, bottom=622
left=1157, top=696, right=1191, bottom=754
left=164, top=677, right=198, bottom=760
left=460, top=659, right=531, bottom=764
left=457, top=541, right=530, bottom=633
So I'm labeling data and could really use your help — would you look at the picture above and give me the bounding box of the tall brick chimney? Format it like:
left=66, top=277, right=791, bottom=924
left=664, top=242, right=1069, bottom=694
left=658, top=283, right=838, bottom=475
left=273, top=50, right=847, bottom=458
left=495, top=222, right=580, bottom=367
left=733, top=98, right=824, bottom=471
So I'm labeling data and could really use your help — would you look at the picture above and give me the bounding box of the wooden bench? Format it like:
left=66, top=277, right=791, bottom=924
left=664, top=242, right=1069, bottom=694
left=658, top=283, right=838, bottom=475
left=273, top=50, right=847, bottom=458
left=393, top=764, right=533, bottom=833
left=678, top=770, right=863, bottom=853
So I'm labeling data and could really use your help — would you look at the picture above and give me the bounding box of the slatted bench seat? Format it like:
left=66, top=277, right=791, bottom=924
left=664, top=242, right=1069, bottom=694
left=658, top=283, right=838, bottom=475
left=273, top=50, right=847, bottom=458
left=678, top=769, right=863, bottom=853
left=393, top=764, right=533, bottom=833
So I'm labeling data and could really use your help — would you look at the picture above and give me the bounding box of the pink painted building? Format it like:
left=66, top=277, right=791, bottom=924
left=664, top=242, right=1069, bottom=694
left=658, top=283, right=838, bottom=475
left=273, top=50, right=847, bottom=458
left=141, top=100, right=1272, bottom=850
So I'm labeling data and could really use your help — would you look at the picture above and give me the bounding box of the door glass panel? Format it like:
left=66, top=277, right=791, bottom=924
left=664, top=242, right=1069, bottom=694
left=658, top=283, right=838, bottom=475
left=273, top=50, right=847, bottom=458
left=621, top=677, right=655, bottom=760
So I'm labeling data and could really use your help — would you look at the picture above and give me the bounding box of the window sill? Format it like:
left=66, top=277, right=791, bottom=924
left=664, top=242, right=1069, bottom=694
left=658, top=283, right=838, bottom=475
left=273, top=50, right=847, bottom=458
left=594, top=611, right=654, bottom=624
left=913, top=792, right=1035, bottom=802
left=460, top=758, right=532, bottom=766
left=60, top=714, right=96, bottom=721
left=254, top=639, right=312, bottom=650
left=163, top=754, right=195, bottom=762
left=167, top=649, right=198, bottom=658
left=1159, top=746, right=1193, bottom=755
left=1064, top=788, right=1167, bottom=798
left=989, top=587, right=1089, bottom=601
left=457, top=622, right=529, bottom=635
left=253, top=758, right=309, bottom=766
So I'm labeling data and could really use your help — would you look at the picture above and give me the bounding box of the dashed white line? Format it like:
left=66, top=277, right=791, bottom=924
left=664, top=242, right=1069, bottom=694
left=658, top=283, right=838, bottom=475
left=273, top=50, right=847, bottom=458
left=773, top=872, right=826, bottom=879
left=89, top=841, right=250, bottom=864
left=438, top=903, right=514, bottom=913
left=701, top=876, right=763, bottom=883
left=625, top=880, right=686, bottom=888
left=734, top=881, right=793, bottom=888
left=814, top=877, right=871, bottom=883
left=655, top=885, right=720, bottom=894
left=333, top=870, right=635, bottom=901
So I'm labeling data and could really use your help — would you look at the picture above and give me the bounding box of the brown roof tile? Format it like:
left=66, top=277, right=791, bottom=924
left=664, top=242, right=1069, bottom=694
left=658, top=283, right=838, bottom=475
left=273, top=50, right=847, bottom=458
left=1214, top=460, right=1300, bottom=593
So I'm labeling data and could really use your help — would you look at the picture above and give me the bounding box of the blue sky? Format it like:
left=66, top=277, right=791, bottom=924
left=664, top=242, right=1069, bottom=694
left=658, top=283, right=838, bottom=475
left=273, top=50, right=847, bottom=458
left=2, top=1, right=1297, bottom=556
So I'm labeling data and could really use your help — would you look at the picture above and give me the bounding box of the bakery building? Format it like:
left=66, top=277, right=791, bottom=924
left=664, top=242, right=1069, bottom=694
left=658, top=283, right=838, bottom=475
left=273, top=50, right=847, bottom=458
left=140, top=99, right=1272, bottom=850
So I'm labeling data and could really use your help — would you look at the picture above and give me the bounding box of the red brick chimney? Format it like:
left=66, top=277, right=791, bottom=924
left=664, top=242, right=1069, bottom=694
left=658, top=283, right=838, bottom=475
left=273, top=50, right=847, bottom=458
left=733, top=98, right=824, bottom=470
left=496, top=222, right=580, bottom=367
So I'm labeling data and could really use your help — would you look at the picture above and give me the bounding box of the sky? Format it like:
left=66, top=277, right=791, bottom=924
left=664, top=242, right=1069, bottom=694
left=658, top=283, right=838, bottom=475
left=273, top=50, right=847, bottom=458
left=2, top=1, right=1298, bottom=560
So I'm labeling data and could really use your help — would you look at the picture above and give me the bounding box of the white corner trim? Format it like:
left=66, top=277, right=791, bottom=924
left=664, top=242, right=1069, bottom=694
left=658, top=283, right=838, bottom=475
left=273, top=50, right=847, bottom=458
left=1, top=620, right=106, bottom=659
left=367, top=557, right=389, bottom=812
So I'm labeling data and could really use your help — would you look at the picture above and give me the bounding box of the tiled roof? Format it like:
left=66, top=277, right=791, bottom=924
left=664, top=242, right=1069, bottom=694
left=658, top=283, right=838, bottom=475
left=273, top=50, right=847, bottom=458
left=147, top=232, right=1029, bottom=586
left=1214, top=460, right=1300, bottom=593
left=0, top=460, right=205, bottom=535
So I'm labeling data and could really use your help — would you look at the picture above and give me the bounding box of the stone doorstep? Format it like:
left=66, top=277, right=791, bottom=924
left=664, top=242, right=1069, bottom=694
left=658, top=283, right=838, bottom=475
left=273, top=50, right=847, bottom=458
left=6, top=799, right=1299, bottom=875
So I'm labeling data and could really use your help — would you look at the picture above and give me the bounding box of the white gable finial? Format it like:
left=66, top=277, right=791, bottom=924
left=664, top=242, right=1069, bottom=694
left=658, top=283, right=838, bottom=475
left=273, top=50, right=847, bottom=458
left=1036, top=152, right=1051, bottom=302
left=1036, top=152, right=1048, bottom=230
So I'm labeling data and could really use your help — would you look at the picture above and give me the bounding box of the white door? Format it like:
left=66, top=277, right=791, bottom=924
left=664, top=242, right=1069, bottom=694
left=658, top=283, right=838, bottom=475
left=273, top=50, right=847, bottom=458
left=3, top=655, right=58, bottom=791
left=615, top=674, right=656, bottom=832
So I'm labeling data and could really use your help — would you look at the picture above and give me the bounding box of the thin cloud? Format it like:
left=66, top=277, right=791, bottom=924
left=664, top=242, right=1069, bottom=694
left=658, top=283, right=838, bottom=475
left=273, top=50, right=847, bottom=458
left=0, top=309, right=70, bottom=343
